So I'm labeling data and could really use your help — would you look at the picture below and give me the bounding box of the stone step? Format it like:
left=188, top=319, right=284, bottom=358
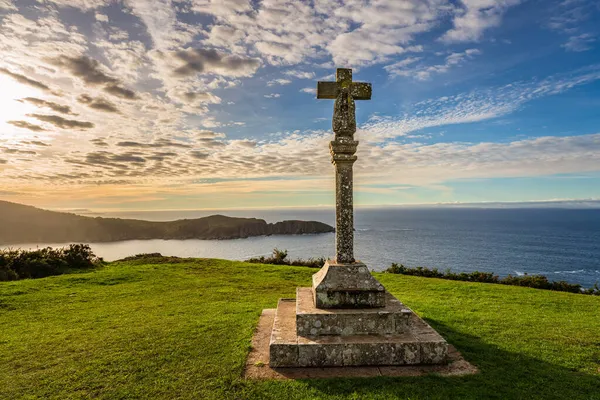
left=296, top=287, right=412, bottom=336
left=270, top=296, right=448, bottom=368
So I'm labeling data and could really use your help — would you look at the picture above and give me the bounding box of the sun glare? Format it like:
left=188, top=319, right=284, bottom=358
left=0, top=75, right=41, bottom=138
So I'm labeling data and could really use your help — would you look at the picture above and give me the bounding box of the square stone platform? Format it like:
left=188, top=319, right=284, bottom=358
left=245, top=309, right=478, bottom=379
left=270, top=288, right=448, bottom=368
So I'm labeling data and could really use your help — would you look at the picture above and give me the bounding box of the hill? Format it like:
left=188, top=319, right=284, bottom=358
left=0, top=200, right=333, bottom=244
left=0, top=258, right=598, bottom=399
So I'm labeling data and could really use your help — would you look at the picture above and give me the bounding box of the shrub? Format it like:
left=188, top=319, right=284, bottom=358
left=384, top=263, right=598, bottom=296
left=246, top=249, right=325, bottom=269
left=0, top=244, right=102, bottom=281
left=118, top=253, right=165, bottom=261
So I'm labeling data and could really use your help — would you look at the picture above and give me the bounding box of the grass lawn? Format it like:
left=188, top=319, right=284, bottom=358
left=1, top=258, right=599, bottom=399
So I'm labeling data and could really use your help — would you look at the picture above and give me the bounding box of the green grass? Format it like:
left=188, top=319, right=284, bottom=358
left=1, top=259, right=599, bottom=400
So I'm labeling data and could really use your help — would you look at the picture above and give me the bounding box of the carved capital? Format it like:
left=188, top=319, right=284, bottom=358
left=330, top=140, right=358, bottom=164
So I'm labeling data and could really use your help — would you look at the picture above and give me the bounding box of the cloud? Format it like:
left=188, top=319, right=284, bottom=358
left=18, top=97, right=74, bottom=114
left=0, top=68, right=52, bottom=93
left=0, top=0, right=16, bottom=11
left=355, top=133, right=600, bottom=186
left=264, top=93, right=280, bottom=98
left=300, top=87, right=317, bottom=94
left=1, top=147, right=37, bottom=155
left=562, top=33, right=596, bottom=52
left=193, top=130, right=226, bottom=139
left=41, top=0, right=111, bottom=11
left=441, top=0, right=521, bottom=43
left=385, top=49, right=481, bottom=79
left=7, top=120, right=47, bottom=132
left=190, top=151, right=209, bottom=159
left=51, top=55, right=117, bottom=85
left=50, top=55, right=138, bottom=99
left=146, top=151, right=177, bottom=161
left=205, top=25, right=246, bottom=49
left=103, top=84, right=138, bottom=100
left=77, top=94, right=120, bottom=113
left=82, top=151, right=146, bottom=167
left=21, top=141, right=50, bottom=147
left=166, top=48, right=261, bottom=78
left=231, top=139, right=257, bottom=148
left=95, top=13, right=109, bottom=22
left=363, top=65, right=600, bottom=141
left=125, top=0, right=201, bottom=49
left=190, top=0, right=447, bottom=68
left=28, top=114, right=94, bottom=130
left=170, top=90, right=222, bottom=106
left=115, top=139, right=192, bottom=149
left=267, top=78, right=292, bottom=86
left=283, top=70, right=315, bottom=79
left=548, top=0, right=596, bottom=32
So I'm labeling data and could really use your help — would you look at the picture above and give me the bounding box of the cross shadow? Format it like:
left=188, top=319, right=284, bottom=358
left=296, top=320, right=600, bottom=399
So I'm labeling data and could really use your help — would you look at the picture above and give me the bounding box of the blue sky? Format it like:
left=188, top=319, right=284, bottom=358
left=0, top=0, right=599, bottom=210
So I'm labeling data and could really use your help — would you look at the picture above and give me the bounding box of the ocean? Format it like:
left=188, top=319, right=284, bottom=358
left=4, top=207, right=600, bottom=287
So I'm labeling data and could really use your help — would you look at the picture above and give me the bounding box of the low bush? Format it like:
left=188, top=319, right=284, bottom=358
left=116, top=253, right=187, bottom=264
left=0, top=244, right=103, bottom=281
left=384, top=263, right=600, bottom=296
left=246, top=248, right=325, bottom=268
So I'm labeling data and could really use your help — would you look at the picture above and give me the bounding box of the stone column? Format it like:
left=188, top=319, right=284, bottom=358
left=330, top=138, right=358, bottom=264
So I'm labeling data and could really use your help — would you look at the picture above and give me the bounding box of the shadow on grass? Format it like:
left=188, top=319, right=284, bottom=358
left=251, top=320, right=600, bottom=400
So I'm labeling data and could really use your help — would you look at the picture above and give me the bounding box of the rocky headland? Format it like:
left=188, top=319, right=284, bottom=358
left=0, top=200, right=334, bottom=245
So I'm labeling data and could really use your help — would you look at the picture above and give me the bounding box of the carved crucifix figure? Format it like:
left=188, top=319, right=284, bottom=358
left=317, top=68, right=372, bottom=264
left=317, top=68, right=371, bottom=139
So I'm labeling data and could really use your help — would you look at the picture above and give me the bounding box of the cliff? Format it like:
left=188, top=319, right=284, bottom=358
left=0, top=201, right=334, bottom=245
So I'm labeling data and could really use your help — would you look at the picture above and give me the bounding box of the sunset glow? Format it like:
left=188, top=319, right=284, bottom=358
left=0, top=0, right=599, bottom=211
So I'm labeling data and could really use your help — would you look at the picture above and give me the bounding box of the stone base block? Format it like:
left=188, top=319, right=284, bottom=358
left=270, top=295, right=448, bottom=368
left=296, top=287, right=411, bottom=336
left=312, top=260, right=386, bottom=308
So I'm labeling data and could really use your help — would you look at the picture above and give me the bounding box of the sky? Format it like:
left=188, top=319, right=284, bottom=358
left=0, top=0, right=600, bottom=211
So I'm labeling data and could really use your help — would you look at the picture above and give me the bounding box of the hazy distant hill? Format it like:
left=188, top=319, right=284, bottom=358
left=0, top=201, right=334, bottom=245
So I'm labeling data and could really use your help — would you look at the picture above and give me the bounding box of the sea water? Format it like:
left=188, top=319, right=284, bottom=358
left=4, top=208, right=600, bottom=287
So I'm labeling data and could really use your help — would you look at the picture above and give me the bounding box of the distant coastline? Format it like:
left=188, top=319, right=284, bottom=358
left=0, top=201, right=334, bottom=245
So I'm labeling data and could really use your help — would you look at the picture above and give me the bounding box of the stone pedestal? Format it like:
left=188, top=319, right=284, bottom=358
left=269, top=263, right=448, bottom=368
left=269, top=287, right=448, bottom=367
left=312, top=260, right=385, bottom=308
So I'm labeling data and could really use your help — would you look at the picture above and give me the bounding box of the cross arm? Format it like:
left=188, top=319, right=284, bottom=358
left=350, top=82, right=371, bottom=100
left=317, top=81, right=339, bottom=99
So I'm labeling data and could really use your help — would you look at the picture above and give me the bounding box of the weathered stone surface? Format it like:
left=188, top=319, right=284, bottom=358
left=297, top=338, right=345, bottom=367
left=269, top=299, right=299, bottom=368
left=264, top=68, right=450, bottom=370
left=246, top=310, right=478, bottom=379
left=317, top=68, right=371, bottom=265
left=269, top=291, right=449, bottom=367
left=296, top=287, right=411, bottom=336
left=312, top=260, right=386, bottom=308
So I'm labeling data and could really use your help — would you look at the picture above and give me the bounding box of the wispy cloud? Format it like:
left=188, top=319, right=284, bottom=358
left=562, top=33, right=596, bottom=52
left=364, top=65, right=600, bottom=140
left=385, top=49, right=481, bottom=79
left=441, top=0, right=522, bottom=43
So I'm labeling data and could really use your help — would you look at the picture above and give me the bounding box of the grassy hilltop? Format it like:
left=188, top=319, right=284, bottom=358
left=1, top=258, right=599, bottom=400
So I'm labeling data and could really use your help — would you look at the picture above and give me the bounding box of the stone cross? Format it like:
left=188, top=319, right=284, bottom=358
left=317, top=68, right=371, bottom=264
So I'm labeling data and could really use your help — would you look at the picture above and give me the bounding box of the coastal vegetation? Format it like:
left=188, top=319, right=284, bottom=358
left=247, top=249, right=600, bottom=296
left=385, top=263, right=600, bottom=296
left=0, top=244, right=102, bottom=281
left=246, top=248, right=325, bottom=268
left=1, top=257, right=598, bottom=399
